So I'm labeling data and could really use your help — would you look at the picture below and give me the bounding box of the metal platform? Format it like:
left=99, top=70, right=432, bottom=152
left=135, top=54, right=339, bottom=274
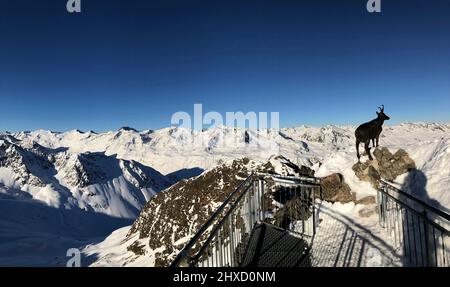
left=241, top=223, right=311, bottom=267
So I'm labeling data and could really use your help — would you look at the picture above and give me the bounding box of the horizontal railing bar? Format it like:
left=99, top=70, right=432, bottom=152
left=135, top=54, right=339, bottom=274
left=257, top=173, right=321, bottom=185
left=380, top=180, right=450, bottom=221
left=378, top=187, right=450, bottom=235
left=273, top=181, right=321, bottom=189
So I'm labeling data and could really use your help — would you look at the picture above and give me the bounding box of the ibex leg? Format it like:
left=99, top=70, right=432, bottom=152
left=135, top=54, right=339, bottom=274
left=364, top=141, right=373, bottom=160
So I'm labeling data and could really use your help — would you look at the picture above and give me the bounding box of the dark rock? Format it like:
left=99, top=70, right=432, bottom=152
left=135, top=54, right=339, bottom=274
left=274, top=196, right=312, bottom=228
left=355, top=196, right=376, bottom=205
left=358, top=207, right=377, bottom=218
left=352, top=161, right=381, bottom=188
left=319, top=173, right=355, bottom=203
left=373, top=148, right=416, bottom=180
left=127, top=242, right=147, bottom=256
left=353, top=147, right=416, bottom=188
left=119, top=126, right=138, bottom=132
left=244, top=131, right=250, bottom=144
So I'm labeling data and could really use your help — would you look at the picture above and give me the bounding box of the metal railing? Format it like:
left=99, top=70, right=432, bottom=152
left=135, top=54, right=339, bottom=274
left=377, top=181, right=450, bottom=267
left=171, top=173, right=321, bottom=267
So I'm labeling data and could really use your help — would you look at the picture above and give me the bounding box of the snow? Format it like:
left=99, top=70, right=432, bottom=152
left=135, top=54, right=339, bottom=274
left=82, top=226, right=157, bottom=267
left=33, top=184, right=62, bottom=208
left=0, top=194, right=132, bottom=266
left=0, top=168, right=21, bottom=190
left=310, top=201, right=402, bottom=267
left=1, top=122, right=449, bottom=266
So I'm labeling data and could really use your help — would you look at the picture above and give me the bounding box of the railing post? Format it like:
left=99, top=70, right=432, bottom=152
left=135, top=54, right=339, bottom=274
left=423, top=210, right=429, bottom=266
left=229, top=213, right=235, bottom=267
left=312, top=186, right=316, bottom=236
left=380, top=186, right=386, bottom=228
left=217, top=229, right=223, bottom=267
left=259, top=178, right=265, bottom=222
left=422, top=210, right=434, bottom=267
left=248, top=187, right=252, bottom=229
left=377, top=184, right=383, bottom=227
left=301, top=186, right=305, bottom=234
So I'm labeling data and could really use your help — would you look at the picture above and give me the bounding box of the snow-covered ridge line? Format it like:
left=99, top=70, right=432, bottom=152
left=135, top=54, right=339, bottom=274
left=2, top=121, right=449, bottom=210
left=0, top=138, right=171, bottom=219
left=3, top=122, right=449, bottom=176
left=3, top=121, right=450, bottom=135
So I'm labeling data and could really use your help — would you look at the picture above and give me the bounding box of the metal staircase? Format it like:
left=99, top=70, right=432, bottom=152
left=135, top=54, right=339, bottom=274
left=170, top=173, right=321, bottom=267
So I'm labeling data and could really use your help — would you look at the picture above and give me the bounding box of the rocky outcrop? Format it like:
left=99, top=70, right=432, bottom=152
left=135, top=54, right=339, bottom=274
left=274, top=196, right=312, bottom=228
left=0, top=139, right=50, bottom=187
left=55, top=153, right=107, bottom=188
left=356, top=196, right=378, bottom=218
left=358, top=207, right=377, bottom=218
left=352, top=162, right=381, bottom=188
left=126, top=156, right=313, bottom=267
left=266, top=155, right=315, bottom=177
left=373, top=148, right=416, bottom=180
left=128, top=158, right=257, bottom=266
left=352, top=147, right=416, bottom=188
left=319, top=173, right=355, bottom=203
left=355, top=196, right=376, bottom=205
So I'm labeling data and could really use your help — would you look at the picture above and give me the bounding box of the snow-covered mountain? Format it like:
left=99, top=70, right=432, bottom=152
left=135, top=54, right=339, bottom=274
left=7, top=123, right=450, bottom=208
left=10, top=126, right=307, bottom=175
left=0, top=137, right=171, bottom=219
left=1, top=122, right=449, bottom=266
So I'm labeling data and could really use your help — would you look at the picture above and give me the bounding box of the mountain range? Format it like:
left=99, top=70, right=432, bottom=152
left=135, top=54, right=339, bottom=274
left=0, top=122, right=449, bottom=266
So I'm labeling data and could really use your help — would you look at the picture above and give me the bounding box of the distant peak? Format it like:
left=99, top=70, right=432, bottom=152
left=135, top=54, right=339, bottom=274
left=65, top=129, right=83, bottom=134
left=119, top=126, right=138, bottom=132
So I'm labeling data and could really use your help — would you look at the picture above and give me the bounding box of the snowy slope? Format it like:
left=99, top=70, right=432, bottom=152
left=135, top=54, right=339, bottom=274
left=0, top=137, right=171, bottom=218
left=0, top=193, right=132, bottom=266
left=309, top=201, right=402, bottom=267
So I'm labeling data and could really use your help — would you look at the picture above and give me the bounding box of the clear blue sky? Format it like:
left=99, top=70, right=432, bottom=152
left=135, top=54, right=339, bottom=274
left=1, top=0, right=449, bottom=132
